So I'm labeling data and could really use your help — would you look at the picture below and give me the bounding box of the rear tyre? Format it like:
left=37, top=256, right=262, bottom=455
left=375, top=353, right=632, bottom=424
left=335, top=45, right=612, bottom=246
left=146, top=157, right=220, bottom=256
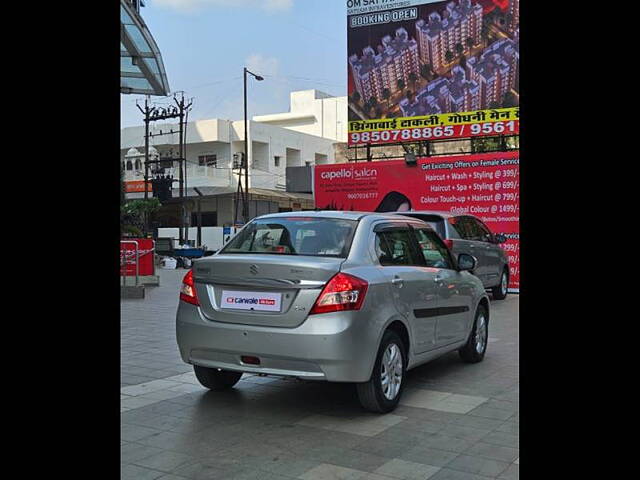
left=193, top=365, right=243, bottom=391
left=356, top=330, right=406, bottom=413
left=459, top=304, right=489, bottom=363
left=491, top=268, right=509, bottom=300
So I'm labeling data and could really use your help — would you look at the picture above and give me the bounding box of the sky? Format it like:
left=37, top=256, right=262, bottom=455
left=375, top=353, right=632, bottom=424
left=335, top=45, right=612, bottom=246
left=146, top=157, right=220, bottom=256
left=121, top=0, right=347, bottom=128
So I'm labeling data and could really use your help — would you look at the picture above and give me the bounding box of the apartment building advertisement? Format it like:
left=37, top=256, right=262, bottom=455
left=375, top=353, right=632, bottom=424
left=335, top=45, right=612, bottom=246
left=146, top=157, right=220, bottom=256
left=314, top=151, right=520, bottom=291
left=348, top=0, right=519, bottom=146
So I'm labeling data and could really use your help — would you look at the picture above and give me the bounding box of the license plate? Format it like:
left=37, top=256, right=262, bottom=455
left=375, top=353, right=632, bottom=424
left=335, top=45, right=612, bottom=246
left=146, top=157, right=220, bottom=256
left=221, top=290, right=282, bottom=312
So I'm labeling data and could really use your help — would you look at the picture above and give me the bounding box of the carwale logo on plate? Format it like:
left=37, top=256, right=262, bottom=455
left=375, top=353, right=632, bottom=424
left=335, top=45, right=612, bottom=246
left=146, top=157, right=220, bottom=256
left=221, top=290, right=282, bottom=312
left=226, top=297, right=275, bottom=306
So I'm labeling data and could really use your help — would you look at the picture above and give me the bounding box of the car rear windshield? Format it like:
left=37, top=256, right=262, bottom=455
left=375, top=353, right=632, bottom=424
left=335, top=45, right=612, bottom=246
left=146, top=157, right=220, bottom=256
left=404, top=214, right=445, bottom=238
left=220, top=217, right=358, bottom=258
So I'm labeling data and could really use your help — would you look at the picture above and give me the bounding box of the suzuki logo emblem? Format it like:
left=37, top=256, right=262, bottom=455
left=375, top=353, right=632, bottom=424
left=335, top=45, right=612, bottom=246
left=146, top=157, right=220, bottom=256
left=250, top=264, right=259, bottom=275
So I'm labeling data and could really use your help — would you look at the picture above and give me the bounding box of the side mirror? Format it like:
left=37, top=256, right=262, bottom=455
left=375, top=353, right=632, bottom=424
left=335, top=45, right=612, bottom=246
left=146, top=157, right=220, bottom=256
left=458, top=253, right=477, bottom=272
left=494, top=234, right=507, bottom=244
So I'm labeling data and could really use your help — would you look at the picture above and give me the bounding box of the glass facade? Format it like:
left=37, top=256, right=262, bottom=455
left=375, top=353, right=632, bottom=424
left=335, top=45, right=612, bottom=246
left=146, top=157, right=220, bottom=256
left=120, top=0, right=170, bottom=96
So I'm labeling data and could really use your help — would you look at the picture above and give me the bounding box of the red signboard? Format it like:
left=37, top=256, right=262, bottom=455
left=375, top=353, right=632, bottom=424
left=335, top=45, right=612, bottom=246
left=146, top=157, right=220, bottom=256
left=125, top=180, right=152, bottom=193
left=314, top=152, right=519, bottom=291
left=120, top=238, right=155, bottom=276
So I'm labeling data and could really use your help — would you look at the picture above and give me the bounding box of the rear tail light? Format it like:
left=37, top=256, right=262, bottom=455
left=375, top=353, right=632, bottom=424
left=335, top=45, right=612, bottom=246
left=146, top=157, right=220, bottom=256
left=180, top=269, right=200, bottom=306
left=309, top=272, right=368, bottom=315
left=444, top=239, right=454, bottom=250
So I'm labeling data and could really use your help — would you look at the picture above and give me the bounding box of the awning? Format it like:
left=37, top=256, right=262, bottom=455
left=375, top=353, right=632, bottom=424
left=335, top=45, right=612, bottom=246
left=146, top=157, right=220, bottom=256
left=126, top=187, right=313, bottom=201
left=120, top=0, right=170, bottom=96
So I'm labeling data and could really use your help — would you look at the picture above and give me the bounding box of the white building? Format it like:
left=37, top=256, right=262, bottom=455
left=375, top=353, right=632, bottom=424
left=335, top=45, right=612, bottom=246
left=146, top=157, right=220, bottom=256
left=253, top=90, right=348, bottom=143
left=121, top=91, right=346, bottom=230
left=122, top=118, right=336, bottom=191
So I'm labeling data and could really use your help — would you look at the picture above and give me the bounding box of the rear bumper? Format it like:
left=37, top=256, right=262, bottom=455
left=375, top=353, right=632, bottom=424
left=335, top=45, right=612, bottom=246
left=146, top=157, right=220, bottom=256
left=176, top=302, right=380, bottom=382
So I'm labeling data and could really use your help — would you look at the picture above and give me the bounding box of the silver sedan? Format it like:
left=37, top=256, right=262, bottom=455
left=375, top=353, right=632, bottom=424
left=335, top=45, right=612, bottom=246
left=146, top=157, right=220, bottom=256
left=176, top=211, right=490, bottom=413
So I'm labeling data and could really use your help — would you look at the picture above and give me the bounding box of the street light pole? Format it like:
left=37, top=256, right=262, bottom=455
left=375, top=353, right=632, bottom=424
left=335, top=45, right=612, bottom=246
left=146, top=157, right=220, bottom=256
left=242, top=67, right=264, bottom=224
left=243, top=68, right=248, bottom=224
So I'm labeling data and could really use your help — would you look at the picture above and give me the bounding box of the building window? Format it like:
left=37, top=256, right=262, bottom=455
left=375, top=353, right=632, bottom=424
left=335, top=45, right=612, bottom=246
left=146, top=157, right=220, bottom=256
left=134, top=159, right=142, bottom=170
left=126, top=160, right=133, bottom=171
left=274, top=156, right=281, bottom=167
left=198, top=155, right=217, bottom=167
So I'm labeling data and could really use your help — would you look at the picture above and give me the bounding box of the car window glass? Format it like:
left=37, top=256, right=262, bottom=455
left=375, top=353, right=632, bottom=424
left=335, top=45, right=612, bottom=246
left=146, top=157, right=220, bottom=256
left=408, top=215, right=446, bottom=238
left=240, top=225, right=288, bottom=252
left=448, top=216, right=470, bottom=239
left=474, top=219, right=493, bottom=242
left=465, top=217, right=486, bottom=242
left=222, top=218, right=357, bottom=257
left=447, top=220, right=462, bottom=239
left=375, top=229, right=418, bottom=266
left=414, top=229, right=453, bottom=269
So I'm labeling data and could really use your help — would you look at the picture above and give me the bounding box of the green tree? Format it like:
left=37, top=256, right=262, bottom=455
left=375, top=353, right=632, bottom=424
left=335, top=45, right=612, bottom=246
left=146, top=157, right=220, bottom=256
left=466, top=36, right=474, bottom=49
left=445, top=50, right=455, bottom=64
left=408, top=72, right=418, bottom=92
left=489, top=101, right=501, bottom=109
left=455, top=43, right=464, bottom=56
left=397, top=79, right=406, bottom=94
left=351, top=91, right=361, bottom=106
left=481, top=20, right=491, bottom=40
left=420, top=64, right=432, bottom=81
left=382, top=88, right=391, bottom=109
left=502, top=91, right=518, bottom=108
left=121, top=198, right=161, bottom=237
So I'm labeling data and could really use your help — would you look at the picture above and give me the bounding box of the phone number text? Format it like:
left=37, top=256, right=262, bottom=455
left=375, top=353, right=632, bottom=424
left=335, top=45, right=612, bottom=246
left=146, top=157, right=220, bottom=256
left=349, top=121, right=519, bottom=146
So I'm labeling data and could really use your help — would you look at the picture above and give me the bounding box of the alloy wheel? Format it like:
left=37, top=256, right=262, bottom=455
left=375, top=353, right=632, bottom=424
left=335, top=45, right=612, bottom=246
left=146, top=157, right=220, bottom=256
left=475, top=313, right=488, bottom=354
left=381, top=343, right=403, bottom=400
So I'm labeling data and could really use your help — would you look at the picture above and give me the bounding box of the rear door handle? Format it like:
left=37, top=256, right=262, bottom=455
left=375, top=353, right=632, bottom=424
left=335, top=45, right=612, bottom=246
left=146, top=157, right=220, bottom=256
left=434, top=275, right=444, bottom=283
left=391, top=277, right=404, bottom=287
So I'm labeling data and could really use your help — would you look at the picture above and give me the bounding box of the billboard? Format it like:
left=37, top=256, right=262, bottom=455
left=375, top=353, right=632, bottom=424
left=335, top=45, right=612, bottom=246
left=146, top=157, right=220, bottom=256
left=314, top=151, right=520, bottom=291
left=347, top=0, right=519, bottom=146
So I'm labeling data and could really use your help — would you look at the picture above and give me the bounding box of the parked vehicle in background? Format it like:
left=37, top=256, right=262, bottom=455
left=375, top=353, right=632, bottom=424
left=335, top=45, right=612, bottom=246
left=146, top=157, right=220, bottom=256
left=391, top=211, right=510, bottom=300
left=176, top=211, right=490, bottom=413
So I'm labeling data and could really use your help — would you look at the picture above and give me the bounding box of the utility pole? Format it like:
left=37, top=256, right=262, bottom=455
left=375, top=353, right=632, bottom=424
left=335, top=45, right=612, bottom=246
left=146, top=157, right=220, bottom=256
left=243, top=68, right=249, bottom=223
left=173, top=92, right=193, bottom=243
left=136, top=97, right=153, bottom=200
left=242, top=67, right=264, bottom=224
left=136, top=93, right=193, bottom=242
left=233, top=153, right=244, bottom=226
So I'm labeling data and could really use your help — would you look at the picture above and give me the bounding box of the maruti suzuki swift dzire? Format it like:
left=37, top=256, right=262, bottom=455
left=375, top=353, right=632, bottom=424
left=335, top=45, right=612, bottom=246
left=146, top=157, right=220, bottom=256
left=176, top=211, right=490, bottom=412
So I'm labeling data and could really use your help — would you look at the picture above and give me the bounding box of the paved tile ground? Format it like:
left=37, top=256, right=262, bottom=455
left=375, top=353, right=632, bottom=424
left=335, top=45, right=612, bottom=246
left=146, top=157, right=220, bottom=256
left=122, top=268, right=518, bottom=479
